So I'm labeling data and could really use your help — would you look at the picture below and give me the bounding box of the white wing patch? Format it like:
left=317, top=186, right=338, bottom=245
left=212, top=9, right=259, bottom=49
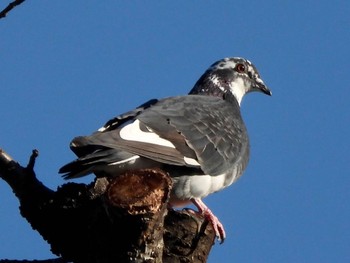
left=98, top=125, right=110, bottom=132
left=98, top=126, right=106, bottom=132
left=108, top=155, right=139, bottom=166
left=184, top=156, right=200, bottom=166
left=119, top=119, right=176, bottom=148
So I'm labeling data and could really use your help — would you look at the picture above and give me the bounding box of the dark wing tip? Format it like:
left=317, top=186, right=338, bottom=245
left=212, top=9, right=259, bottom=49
left=59, top=159, right=87, bottom=179
left=58, top=162, right=75, bottom=179
left=61, top=173, right=73, bottom=180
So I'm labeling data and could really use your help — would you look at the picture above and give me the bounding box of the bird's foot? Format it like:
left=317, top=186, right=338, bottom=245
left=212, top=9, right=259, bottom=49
left=191, top=198, right=226, bottom=243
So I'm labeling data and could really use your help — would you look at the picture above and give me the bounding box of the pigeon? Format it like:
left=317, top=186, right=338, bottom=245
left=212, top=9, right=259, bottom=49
left=59, top=57, right=271, bottom=242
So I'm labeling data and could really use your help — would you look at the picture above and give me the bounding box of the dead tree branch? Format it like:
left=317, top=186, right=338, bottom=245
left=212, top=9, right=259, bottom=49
left=0, top=0, right=26, bottom=19
left=0, top=149, right=215, bottom=263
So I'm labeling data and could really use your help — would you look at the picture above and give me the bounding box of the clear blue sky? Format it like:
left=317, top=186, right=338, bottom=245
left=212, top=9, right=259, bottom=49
left=1, top=1, right=349, bottom=262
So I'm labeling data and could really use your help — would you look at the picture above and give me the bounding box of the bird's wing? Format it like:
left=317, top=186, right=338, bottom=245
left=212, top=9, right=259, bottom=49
left=69, top=99, right=158, bottom=157
left=138, top=95, right=249, bottom=175
left=60, top=95, right=249, bottom=178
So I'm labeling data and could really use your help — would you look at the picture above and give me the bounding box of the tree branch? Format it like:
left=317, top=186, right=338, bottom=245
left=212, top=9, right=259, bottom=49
left=0, top=149, right=215, bottom=263
left=0, top=0, right=26, bottom=19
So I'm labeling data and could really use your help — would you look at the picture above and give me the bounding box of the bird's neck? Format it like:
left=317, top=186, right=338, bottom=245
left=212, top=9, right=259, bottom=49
left=189, top=73, right=226, bottom=98
left=189, top=73, right=244, bottom=106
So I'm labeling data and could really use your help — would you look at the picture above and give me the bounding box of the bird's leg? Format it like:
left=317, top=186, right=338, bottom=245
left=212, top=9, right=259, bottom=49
left=191, top=198, right=226, bottom=243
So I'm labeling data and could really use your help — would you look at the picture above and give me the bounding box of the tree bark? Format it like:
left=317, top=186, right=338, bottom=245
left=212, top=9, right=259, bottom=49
left=0, top=149, right=215, bottom=263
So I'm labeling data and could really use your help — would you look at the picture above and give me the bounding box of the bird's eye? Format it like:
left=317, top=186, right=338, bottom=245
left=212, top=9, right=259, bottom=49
left=235, top=63, right=246, bottom=73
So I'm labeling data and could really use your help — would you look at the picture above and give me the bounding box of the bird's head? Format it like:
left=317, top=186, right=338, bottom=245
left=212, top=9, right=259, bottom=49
left=189, top=57, right=271, bottom=105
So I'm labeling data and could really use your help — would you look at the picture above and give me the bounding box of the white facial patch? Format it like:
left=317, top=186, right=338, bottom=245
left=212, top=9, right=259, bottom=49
left=119, top=119, right=176, bottom=148
left=229, top=77, right=247, bottom=105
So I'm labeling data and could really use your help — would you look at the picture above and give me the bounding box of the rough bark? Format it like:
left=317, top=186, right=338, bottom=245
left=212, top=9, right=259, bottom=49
left=0, top=149, right=215, bottom=263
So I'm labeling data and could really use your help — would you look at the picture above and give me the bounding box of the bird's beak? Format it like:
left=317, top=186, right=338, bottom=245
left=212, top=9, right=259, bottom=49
left=255, top=78, right=272, bottom=96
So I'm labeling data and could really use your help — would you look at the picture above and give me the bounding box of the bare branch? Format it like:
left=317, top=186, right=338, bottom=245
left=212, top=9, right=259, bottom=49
left=0, top=0, right=26, bottom=19
left=27, top=149, right=39, bottom=171
left=0, top=148, right=215, bottom=262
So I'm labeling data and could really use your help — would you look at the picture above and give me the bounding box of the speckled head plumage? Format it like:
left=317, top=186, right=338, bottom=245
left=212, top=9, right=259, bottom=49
left=189, top=57, right=271, bottom=105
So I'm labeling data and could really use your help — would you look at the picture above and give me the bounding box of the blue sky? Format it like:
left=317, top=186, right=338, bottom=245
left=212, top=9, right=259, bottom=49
left=1, top=1, right=349, bottom=262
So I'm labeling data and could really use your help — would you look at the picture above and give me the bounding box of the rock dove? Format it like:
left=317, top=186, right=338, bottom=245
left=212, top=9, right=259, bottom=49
left=59, top=57, right=271, bottom=242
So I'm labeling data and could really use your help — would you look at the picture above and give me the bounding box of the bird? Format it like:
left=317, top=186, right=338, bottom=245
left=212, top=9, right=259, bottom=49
left=59, top=57, right=271, bottom=243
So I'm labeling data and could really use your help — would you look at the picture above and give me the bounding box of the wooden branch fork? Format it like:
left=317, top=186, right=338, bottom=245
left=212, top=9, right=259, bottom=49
left=0, top=149, right=215, bottom=263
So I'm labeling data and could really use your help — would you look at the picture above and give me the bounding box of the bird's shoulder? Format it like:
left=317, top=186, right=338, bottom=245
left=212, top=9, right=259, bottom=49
left=99, top=99, right=159, bottom=132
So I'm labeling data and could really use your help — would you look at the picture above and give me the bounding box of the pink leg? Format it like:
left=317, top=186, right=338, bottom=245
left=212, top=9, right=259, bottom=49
left=191, top=198, right=226, bottom=243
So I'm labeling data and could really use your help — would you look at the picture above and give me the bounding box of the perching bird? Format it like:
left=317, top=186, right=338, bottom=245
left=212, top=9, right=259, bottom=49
left=59, top=57, right=271, bottom=242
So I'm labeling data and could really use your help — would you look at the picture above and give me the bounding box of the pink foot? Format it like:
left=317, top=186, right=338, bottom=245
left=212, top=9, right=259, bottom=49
left=191, top=198, right=226, bottom=243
